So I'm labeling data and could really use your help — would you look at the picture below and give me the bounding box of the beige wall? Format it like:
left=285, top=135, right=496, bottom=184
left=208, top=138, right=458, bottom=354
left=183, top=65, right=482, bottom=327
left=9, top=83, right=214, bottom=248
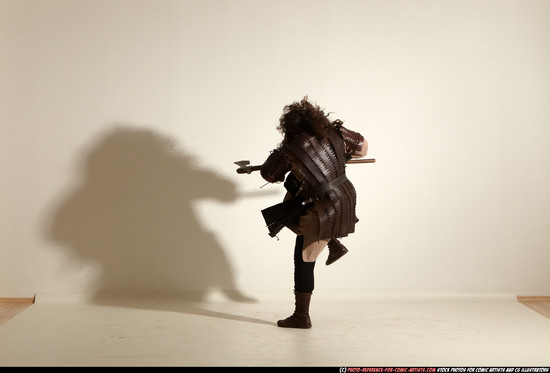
left=1, top=0, right=549, bottom=298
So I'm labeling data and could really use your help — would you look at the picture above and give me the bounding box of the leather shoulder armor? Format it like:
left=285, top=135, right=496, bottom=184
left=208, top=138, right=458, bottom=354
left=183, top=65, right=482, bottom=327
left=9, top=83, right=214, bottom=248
left=336, top=124, right=365, bottom=159
left=260, top=148, right=291, bottom=183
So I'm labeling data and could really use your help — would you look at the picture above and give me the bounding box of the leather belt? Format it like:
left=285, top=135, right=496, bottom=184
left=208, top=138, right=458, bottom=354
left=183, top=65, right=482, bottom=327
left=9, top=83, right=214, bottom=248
left=302, top=173, right=348, bottom=205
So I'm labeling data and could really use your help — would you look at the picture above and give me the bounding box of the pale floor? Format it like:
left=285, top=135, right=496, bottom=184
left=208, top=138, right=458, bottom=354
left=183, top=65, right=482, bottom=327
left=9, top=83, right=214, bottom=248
left=1, top=292, right=550, bottom=367
left=3, top=296, right=548, bottom=327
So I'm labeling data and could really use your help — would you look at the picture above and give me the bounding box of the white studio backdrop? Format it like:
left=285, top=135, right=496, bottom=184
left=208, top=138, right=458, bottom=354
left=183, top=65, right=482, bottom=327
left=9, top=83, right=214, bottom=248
left=1, top=0, right=549, bottom=299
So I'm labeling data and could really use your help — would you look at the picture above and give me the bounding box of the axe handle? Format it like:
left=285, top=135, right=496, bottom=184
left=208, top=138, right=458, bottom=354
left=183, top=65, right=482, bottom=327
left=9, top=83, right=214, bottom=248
left=236, top=158, right=375, bottom=174
left=347, top=158, right=376, bottom=164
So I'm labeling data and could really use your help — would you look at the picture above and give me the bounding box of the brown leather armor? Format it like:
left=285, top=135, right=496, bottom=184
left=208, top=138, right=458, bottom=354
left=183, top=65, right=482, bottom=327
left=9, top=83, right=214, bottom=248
left=261, top=124, right=365, bottom=240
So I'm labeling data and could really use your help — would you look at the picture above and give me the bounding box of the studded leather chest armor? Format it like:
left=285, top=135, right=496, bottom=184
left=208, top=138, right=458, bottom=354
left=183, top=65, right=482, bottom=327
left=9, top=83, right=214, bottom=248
left=261, top=124, right=364, bottom=240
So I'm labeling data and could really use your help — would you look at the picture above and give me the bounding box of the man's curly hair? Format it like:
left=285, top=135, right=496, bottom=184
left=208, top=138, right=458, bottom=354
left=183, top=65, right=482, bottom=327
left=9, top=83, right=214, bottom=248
left=277, top=96, right=340, bottom=147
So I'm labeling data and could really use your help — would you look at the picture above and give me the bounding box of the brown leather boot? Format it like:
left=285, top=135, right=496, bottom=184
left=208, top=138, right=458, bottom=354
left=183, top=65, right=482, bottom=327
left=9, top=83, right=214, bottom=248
left=326, top=239, right=348, bottom=265
left=277, top=291, right=312, bottom=329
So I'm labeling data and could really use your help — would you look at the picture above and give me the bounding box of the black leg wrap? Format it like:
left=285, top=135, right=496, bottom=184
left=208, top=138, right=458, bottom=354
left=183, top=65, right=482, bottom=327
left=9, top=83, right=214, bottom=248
left=293, top=235, right=316, bottom=293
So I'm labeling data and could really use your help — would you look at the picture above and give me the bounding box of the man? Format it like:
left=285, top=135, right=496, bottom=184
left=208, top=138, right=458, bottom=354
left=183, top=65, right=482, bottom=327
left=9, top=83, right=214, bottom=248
left=260, top=97, right=368, bottom=328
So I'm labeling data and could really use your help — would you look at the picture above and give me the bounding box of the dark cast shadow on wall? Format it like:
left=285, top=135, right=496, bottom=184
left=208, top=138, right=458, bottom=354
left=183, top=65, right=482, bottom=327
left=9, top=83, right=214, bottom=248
left=46, top=125, right=273, bottom=325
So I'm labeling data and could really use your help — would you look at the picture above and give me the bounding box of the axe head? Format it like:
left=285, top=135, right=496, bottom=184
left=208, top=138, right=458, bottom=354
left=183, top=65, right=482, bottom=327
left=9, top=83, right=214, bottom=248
left=234, top=160, right=250, bottom=168
left=234, top=160, right=252, bottom=174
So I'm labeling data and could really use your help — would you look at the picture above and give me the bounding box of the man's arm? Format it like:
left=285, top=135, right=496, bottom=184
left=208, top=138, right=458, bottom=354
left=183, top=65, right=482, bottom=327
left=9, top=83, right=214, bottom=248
left=260, top=148, right=292, bottom=183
